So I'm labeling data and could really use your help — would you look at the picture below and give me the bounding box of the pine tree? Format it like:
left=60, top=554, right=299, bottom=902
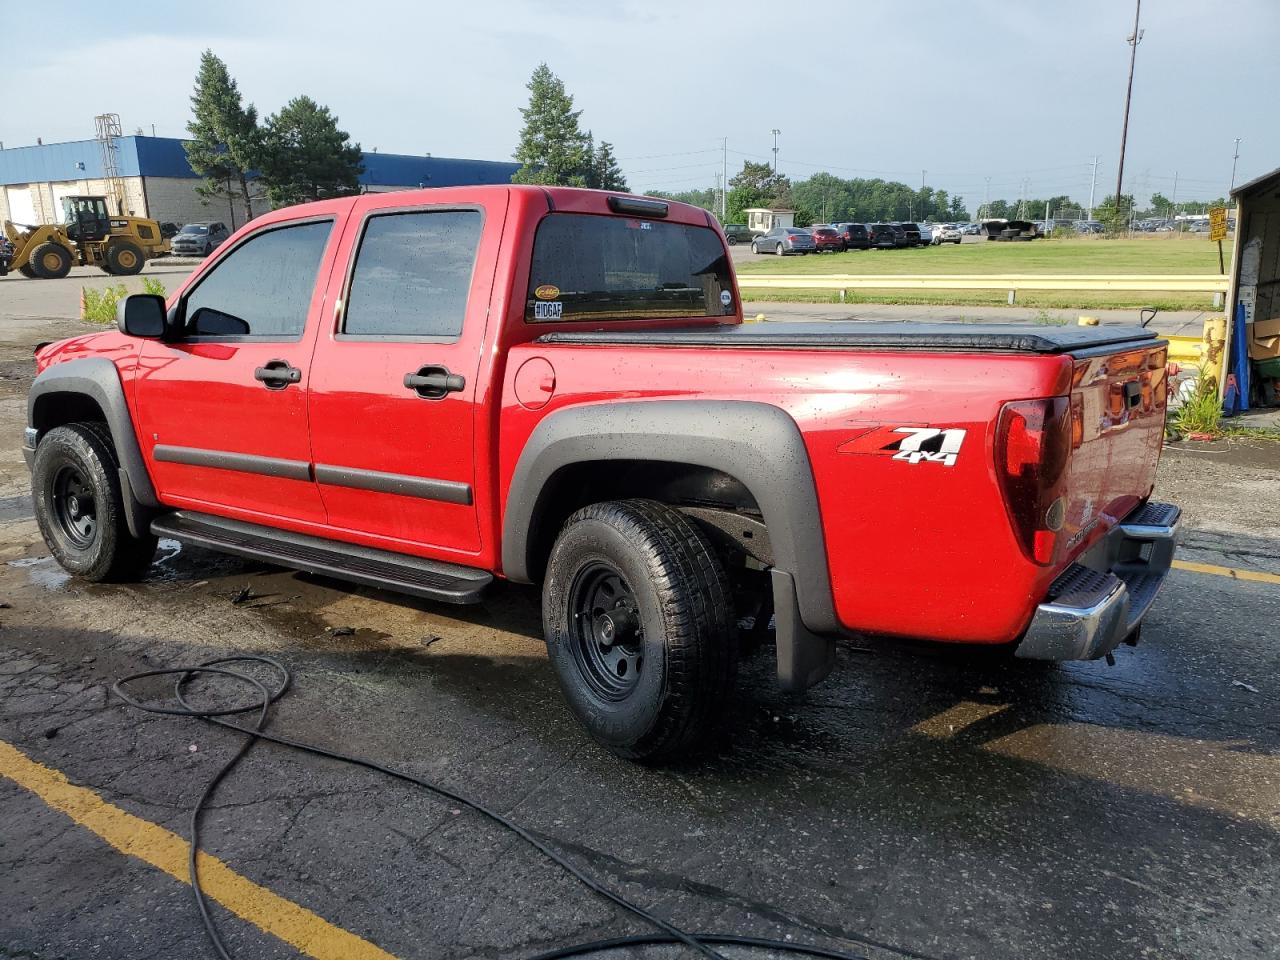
left=257, top=96, right=363, bottom=207
left=511, top=64, right=592, bottom=186
left=593, top=141, right=628, bottom=191
left=185, top=50, right=262, bottom=227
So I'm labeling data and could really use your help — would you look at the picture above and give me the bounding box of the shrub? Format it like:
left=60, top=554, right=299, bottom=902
left=1170, top=372, right=1222, bottom=437
left=81, top=284, right=129, bottom=325
left=141, top=277, right=167, bottom=298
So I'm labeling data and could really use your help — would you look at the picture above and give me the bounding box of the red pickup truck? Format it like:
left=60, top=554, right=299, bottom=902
left=24, top=186, right=1179, bottom=760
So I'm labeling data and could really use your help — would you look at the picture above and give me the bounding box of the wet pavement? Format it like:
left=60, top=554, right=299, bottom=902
left=0, top=291, right=1277, bottom=960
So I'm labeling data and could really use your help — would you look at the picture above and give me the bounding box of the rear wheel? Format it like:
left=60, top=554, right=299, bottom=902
left=18, top=263, right=37, bottom=278
left=775, top=242, right=785, bottom=256
left=29, top=243, right=72, bottom=279
left=542, top=499, right=737, bottom=761
left=726, top=236, right=738, bottom=246
left=32, top=423, right=157, bottom=582
left=106, top=241, right=144, bottom=276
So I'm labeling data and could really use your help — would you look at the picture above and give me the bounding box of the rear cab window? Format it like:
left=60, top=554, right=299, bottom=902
left=526, top=213, right=733, bottom=323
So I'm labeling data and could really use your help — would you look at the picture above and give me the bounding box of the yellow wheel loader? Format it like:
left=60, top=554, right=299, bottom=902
left=0, top=196, right=168, bottom=279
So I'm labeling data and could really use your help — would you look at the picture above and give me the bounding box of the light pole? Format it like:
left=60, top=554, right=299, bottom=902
left=1088, top=156, right=1099, bottom=219
left=1113, top=0, right=1143, bottom=227
left=771, top=129, right=781, bottom=175
left=1229, top=138, right=1242, bottom=194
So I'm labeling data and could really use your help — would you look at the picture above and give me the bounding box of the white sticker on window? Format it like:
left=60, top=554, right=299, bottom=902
left=533, top=301, right=564, bottom=320
left=720, top=290, right=732, bottom=306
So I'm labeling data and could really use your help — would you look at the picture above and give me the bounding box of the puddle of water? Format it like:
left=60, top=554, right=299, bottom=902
left=156, top=538, right=182, bottom=564
left=7, top=555, right=72, bottom=590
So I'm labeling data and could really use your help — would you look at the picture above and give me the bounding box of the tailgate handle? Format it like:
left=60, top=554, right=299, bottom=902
left=1123, top=381, right=1142, bottom=408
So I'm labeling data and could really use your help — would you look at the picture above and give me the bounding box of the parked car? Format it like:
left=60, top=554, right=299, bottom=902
left=1074, top=220, right=1105, bottom=234
left=722, top=224, right=756, bottom=246
left=159, top=222, right=180, bottom=240
left=751, top=227, right=815, bottom=255
left=833, top=222, right=870, bottom=250
left=866, top=223, right=899, bottom=249
left=25, top=185, right=1179, bottom=760
left=931, top=224, right=963, bottom=245
left=896, top=222, right=924, bottom=247
left=170, top=221, right=231, bottom=257
left=809, top=226, right=844, bottom=253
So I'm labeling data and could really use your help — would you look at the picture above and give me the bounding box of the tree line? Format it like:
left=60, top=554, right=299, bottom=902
left=185, top=50, right=363, bottom=223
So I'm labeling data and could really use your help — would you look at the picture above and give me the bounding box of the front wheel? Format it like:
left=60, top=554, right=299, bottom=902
left=32, top=423, right=157, bottom=582
left=750, top=242, right=758, bottom=254
left=542, top=500, right=737, bottom=762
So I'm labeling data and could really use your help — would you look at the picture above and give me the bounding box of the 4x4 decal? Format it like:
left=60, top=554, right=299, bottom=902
left=837, top=425, right=967, bottom=467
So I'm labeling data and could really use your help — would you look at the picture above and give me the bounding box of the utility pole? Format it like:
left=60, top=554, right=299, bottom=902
left=1114, top=0, right=1144, bottom=228
left=1229, top=137, right=1241, bottom=194
left=1170, top=170, right=1178, bottom=221
left=770, top=129, right=781, bottom=175
left=721, top=137, right=728, bottom=220
left=1088, top=155, right=1099, bottom=219
left=983, top=176, right=991, bottom=219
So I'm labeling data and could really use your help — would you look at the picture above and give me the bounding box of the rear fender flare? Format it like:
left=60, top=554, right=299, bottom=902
left=27, top=357, right=159, bottom=512
left=502, top=400, right=837, bottom=634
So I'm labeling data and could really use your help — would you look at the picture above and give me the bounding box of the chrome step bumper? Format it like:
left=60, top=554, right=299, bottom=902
left=1015, top=501, right=1180, bottom=661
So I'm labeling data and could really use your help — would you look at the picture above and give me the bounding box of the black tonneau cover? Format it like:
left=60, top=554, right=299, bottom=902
left=535, top=321, right=1161, bottom=355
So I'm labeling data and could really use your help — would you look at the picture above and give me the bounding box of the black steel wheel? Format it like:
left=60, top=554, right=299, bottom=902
left=32, top=423, right=157, bottom=581
left=566, top=562, right=646, bottom=701
left=543, top=499, right=736, bottom=761
left=50, top=464, right=97, bottom=547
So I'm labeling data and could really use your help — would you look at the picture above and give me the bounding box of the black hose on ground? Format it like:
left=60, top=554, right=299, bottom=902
left=112, top=656, right=876, bottom=960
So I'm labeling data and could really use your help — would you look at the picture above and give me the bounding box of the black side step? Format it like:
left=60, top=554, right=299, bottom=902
left=151, top=511, right=493, bottom=604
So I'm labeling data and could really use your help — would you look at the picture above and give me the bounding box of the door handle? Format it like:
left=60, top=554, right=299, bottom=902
left=254, top=360, right=302, bottom=390
left=404, top=365, right=465, bottom=400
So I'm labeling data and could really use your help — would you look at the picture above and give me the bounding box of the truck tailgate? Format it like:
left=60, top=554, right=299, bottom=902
left=1060, top=340, right=1169, bottom=562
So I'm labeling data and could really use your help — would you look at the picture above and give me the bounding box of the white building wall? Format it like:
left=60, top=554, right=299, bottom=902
left=141, top=176, right=271, bottom=230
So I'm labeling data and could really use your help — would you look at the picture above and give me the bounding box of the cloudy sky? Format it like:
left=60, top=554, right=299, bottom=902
left=3, top=0, right=1274, bottom=208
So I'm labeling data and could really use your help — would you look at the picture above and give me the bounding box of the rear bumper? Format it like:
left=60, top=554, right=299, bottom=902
left=1015, top=501, right=1180, bottom=661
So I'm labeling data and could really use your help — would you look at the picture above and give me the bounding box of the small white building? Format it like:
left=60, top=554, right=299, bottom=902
left=744, top=207, right=795, bottom=233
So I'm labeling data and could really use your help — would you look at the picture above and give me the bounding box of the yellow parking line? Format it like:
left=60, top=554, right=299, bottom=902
left=1172, top=559, right=1280, bottom=585
left=0, top=738, right=398, bottom=960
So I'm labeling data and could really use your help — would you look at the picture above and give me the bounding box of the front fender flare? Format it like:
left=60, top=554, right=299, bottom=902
left=27, top=357, right=159, bottom=511
left=502, top=399, right=837, bottom=636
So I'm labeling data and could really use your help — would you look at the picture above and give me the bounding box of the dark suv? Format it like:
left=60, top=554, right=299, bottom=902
left=722, top=224, right=756, bottom=246
left=896, top=223, right=924, bottom=247
left=834, top=223, right=869, bottom=250
left=866, top=223, right=899, bottom=249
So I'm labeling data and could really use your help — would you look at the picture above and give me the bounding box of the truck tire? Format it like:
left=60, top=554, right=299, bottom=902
left=29, top=242, right=72, bottom=279
left=31, top=423, right=158, bottom=582
left=542, top=499, right=737, bottom=762
left=18, top=263, right=37, bottom=278
left=106, top=241, right=145, bottom=276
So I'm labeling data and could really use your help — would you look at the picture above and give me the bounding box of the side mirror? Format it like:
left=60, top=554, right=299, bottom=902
left=116, top=294, right=167, bottom=338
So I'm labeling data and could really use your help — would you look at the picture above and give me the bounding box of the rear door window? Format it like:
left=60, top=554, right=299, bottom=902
left=342, top=209, right=482, bottom=339
left=527, top=213, right=733, bottom=322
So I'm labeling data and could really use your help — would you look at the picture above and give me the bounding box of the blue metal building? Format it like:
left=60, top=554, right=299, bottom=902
left=0, top=136, right=519, bottom=228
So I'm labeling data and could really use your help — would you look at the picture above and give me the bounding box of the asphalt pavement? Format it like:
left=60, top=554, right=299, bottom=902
left=1, top=269, right=1278, bottom=960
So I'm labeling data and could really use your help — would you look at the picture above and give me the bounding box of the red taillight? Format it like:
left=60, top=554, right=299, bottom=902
left=996, top=397, right=1072, bottom=566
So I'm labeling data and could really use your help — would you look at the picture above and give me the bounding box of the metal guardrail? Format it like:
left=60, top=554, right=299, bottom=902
left=736, top=273, right=1230, bottom=304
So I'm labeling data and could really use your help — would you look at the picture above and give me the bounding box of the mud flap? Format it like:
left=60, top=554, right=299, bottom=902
left=771, top=568, right=836, bottom=692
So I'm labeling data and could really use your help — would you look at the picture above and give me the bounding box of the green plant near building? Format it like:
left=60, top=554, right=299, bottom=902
left=81, top=279, right=167, bottom=325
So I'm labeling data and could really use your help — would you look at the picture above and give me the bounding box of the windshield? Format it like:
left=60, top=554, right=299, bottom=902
left=526, top=213, right=733, bottom=322
left=179, top=225, right=209, bottom=235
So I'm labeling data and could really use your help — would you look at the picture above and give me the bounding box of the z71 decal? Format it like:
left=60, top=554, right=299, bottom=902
left=837, top=425, right=968, bottom=467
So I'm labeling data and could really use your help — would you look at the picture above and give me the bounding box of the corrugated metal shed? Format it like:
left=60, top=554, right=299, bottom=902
left=0, top=136, right=518, bottom=188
